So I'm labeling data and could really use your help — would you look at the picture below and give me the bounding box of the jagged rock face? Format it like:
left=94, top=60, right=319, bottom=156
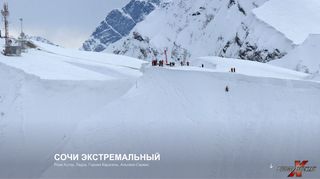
left=84, top=0, right=294, bottom=62
left=82, top=0, right=160, bottom=52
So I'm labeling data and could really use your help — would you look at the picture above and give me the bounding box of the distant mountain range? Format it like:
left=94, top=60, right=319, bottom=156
left=27, top=35, right=58, bottom=46
left=82, top=0, right=294, bottom=63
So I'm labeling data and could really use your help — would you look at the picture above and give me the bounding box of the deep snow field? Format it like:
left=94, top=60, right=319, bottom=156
left=0, top=39, right=146, bottom=178
left=0, top=39, right=319, bottom=178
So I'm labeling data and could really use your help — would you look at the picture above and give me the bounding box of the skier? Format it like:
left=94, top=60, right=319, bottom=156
left=225, top=86, right=229, bottom=92
left=201, top=64, right=204, bottom=68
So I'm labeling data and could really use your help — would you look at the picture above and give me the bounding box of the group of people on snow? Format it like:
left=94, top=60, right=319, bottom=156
left=230, top=67, right=236, bottom=73
left=151, top=59, right=190, bottom=67
left=152, top=58, right=234, bottom=93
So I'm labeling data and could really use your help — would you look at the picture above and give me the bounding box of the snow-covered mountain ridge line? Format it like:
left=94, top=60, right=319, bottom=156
left=26, top=35, right=58, bottom=46
left=270, top=34, right=320, bottom=74
left=0, top=38, right=145, bottom=81
left=253, top=0, right=320, bottom=45
left=83, top=0, right=295, bottom=62
left=82, top=0, right=160, bottom=52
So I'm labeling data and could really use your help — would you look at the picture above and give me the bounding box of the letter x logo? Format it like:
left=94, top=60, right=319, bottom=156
left=288, top=160, right=308, bottom=177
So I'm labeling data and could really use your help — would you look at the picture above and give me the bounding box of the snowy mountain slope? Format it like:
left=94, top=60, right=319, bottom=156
left=193, top=56, right=309, bottom=80
left=269, top=34, right=320, bottom=75
left=0, top=62, right=137, bottom=178
left=82, top=0, right=160, bottom=52
left=0, top=40, right=145, bottom=178
left=26, top=36, right=58, bottom=46
left=253, top=0, right=320, bottom=45
left=42, top=67, right=320, bottom=178
left=0, top=39, right=145, bottom=80
left=96, top=0, right=294, bottom=62
left=1, top=39, right=319, bottom=178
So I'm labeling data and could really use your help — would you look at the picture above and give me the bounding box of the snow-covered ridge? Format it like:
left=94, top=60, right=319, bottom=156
left=253, top=0, right=320, bottom=44
left=0, top=39, right=145, bottom=81
left=101, top=0, right=294, bottom=62
left=194, top=56, right=309, bottom=80
left=270, top=34, right=320, bottom=74
left=82, top=0, right=160, bottom=52
left=26, top=35, right=58, bottom=46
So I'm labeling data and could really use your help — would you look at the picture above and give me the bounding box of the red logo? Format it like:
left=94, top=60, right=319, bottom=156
left=288, top=160, right=308, bottom=177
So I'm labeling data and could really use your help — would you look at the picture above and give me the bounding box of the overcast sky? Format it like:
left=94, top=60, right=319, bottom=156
left=1, top=0, right=130, bottom=48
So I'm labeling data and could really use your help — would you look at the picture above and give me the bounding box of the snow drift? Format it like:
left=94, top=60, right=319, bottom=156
left=270, top=34, right=320, bottom=75
left=42, top=66, right=320, bottom=178
left=193, top=56, right=309, bottom=80
left=0, top=40, right=144, bottom=178
left=0, top=62, right=138, bottom=178
left=253, top=0, right=320, bottom=44
left=0, top=40, right=144, bottom=81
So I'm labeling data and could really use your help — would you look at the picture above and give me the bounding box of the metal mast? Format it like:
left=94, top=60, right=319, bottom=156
left=164, top=48, right=168, bottom=65
left=19, top=18, right=23, bottom=34
left=1, top=2, right=9, bottom=47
